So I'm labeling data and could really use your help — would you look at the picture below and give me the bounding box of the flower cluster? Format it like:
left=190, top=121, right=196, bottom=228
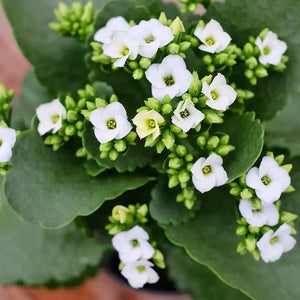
left=231, top=153, right=297, bottom=262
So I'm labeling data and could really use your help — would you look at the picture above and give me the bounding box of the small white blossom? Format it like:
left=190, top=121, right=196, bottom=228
left=194, top=19, right=231, bottom=53
left=103, top=31, right=139, bottom=67
left=171, top=98, right=204, bottom=133
left=94, top=16, right=130, bottom=44
left=239, top=199, right=279, bottom=227
left=255, top=31, right=287, bottom=65
left=246, top=156, right=290, bottom=203
left=0, top=126, right=16, bottom=163
left=130, top=19, right=174, bottom=58
left=145, top=55, right=193, bottom=101
left=36, top=99, right=66, bottom=136
left=132, top=110, right=164, bottom=140
left=257, top=223, right=296, bottom=263
left=112, top=225, right=155, bottom=264
left=89, top=102, right=132, bottom=144
left=202, top=73, right=237, bottom=111
left=121, top=260, right=159, bottom=289
left=191, top=153, right=228, bottom=193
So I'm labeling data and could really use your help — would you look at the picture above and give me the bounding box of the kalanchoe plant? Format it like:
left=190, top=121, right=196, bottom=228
left=1, top=0, right=300, bottom=299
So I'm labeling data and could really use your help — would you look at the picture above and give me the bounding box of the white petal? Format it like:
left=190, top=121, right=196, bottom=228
left=119, top=247, right=142, bottom=263
left=256, top=182, right=282, bottom=203
left=280, top=235, right=296, bottom=253
left=239, top=200, right=255, bottom=219
left=104, top=101, right=128, bottom=118
left=199, top=43, right=219, bottom=54
left=114, top=54, right=130, bottom=68
left=152, top=85, right=178, bottom=101
left=215, top=31, right=231, bottom=52
left=173, top=68, right=193, bottom=95
left=190, top=157, right=205, bottom=174
left=259, top=156, right=279, bottom=177
left=205, top=153, right=223, bottom=166
left=260, top=243, right=283, bottom=263
left=94, top=128, right=118, bottom=144
left=216, top=84, right=237, bottom=106
left=246, top=167, right=264, bottom=190
left=206, top=95, right=230, bottom=111
left=0, top=144, right=13, bottom=163
left=268, top=167, right=291, bottom=192
left=139, top=40, right=161, bottom=58
left=213, top=165, right=228, bottom=186
left=89, top=108, right=104, bottom=127
left=127, top=225, right=149, bottom=240
left=0, top=127, right=16, bottom=147
left=139, top=240, right=155, bottom=260
left=192, top=173, right=216, bottom=193
left=210, top=73, right=227, bottom=89
left=145, top=64, right=165, bottom=88
left=261, top=202, right=279, bottom=226
left=37, top=122, right=54, bottom=136
left=146, top=267, right=159, bottom=284
left=115, top=118, right=132, bottom=139
left=160, top=55, right=187, bottom=71
left=112, top=231, right=131, bottom=252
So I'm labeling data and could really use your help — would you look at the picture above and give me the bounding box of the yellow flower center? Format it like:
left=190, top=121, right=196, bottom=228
left=263, top=46, right=270, bottom=55
left=180, top=109, right=190, bottom=119
left=148, top=119, right=156, bottom=128
left=130, top=239, right=139, bottom=248
left=210, top=90, right=218, bottom=100
left=261, top=175, right=271, bottom=186
left=136, top=265, right=146, bottom=273
left=106, top=119, right=117, bottom=129
left=270, top=236, right=279, bottom=244
left=121, top=46, right=129, bottom=56
left=205, top=37, right=215, bottom=46
left=145, top=35, right=155, bottom=43
left=202, top=165, right=212, bottom=175
left=164, top=75, right=175, bottom=86
left=51, top=114, right=60, bottom=124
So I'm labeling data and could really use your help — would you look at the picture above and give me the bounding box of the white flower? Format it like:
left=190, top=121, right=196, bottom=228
left=0, top=126, right=16, bottom=163
left=132, top=110, right=164, bottom=140
left=255, top=31, right=287, bottom=65
left=246, top=156, right=291, bottom=203
left=191, top=153, right=228, bottom=193
left=89, top=102, right=132, bottom=144
left=239, top=199, right=279, bottom=227
left=145, top=55, right=193, bottom=101
left=257, top=223, right=296, bottom=263
left=194, top=19, right=231, bottom=53
left=94, top=16, right=130, bottom=44
left=112, top=225, right=155, bottom=263
left=130, top=19, right=174, bottom=58
left=36, top=99, right=66, bottom=136
left=103, top=31, right=139, bottom=67
left=121, top=260, right=159, bottom=289
left=171, top=98, right=204, bottom=132
left=202, top=73, right=237, bottom=111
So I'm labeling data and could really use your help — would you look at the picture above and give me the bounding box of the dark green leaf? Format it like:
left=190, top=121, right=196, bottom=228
left=0, top=193, right=106, bottom=285
left=4, top=129, right=153, bottom=229
left=205, top=0, right=300, bottom=120
left=163, top=157, right=300, bottom=300
left=217, top=112, right=264, bottom=181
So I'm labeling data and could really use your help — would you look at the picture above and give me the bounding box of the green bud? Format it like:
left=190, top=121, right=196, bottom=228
left=176, top=145, right=187, bottom=157
left=196, top=20, right=205, bottom=28
left=240, top=188, right=254, bottom=199
left=189, top=71, right=202, bottom=97
left=133, top=68, right=144, bottom=80
left=184, top=198, right=195, bottom=210
left=243, top=43, right=254, bottom=57
left=167, top=43, right=180, bottom=54
left=110, top=94, right=118, bottom=103
left=161, top=103, right=173, bottom=115
left=100, top=141, right=113, bottom=152
left=67, top=110, right=78, bottom=123
left=237, top=217, right=248, bottom=226
left=284, top=185, right=295, bottom=193
left=114, top=140, right=127, bottom=152
left=158, top=12, right=168, bottom=26
left=179, top=41, right=191, bottom=52
left=255, top=66, right=268, bottom=78
left=187, top=2, right=197, bottom=11
left=245, top=90, right=255, bottom=99
left=145, top=135, right=158, bottom=147
left=252, top=248, right=260, bottom=261
left=92, top=54, right=111, bottom=64
left=230, top=186, right=241, bottom=197
left=236, top=225, right=248, bottom=236
left=77, top=98, right=86, bottom=109
left=162, top=94, right=171, bottom=104
left=112, top=205, right=130, bottom=224
left=207, top=64, right=215, bottom=73
left=215, top=53, right=228, bottom=65
left=280, top=211, right=298, bottom=223
left=245, top=234, right=257, bottom=252
left=196, top=135, right=207, bottom=149
left=145, top=98, right=161, bottom=111
left=274, top=154, right=285, bottom=165
left=176, top=193, right=185, bottom=202
left=245, top=57, right=258, bottom=69
left=170, top=17, right=185, bottom=35
left=65, top=96, right=76, bottom=109
left=206, top=136, right=220, bottom=150
left=76, top=147, right=86, bottom=157
left=128, top=61, right=139, bottom=70
left=201, top=75, right=213, bottom=85
left=185, top=154, right=193, bottom=162
left=274, top=63, right=286, bottom=72
left=81, top=2, right=94, bottom=24
left=156, top=140, right=165, bottom=154
left=251, top=197, right=261, bottom=210
left=95, top=98, right=107, bottom=108
left=178, top=169, right=190, bottom=183
left=86, top=101, right=96, bottom=111
left=169, top=157, right=183, bottom=169
left=152, top=249, right=166, bottom=269
left=137, top=204, right=148, bottom=217
left=259, top=28, right=269, bottom=40
left=170, top=124, right=182, bottom=134
left=168, top=174, right=179, bottom=188
left=108, top=149, right=119, bottom=161
left=216, top=144, right=235, bottom=156
left=100, top=151, right=109, bottom=159
left=203, top=54, right=213, bottom=65
left=219, top=134, right=230, bottom=145
left=65, top=125, right=76, bottom=136
left=125, top=132, right=137, bottom=145
left=248, top=225, right=260, bottom=234
left=108, top=225, right=122, bottom=235
left=167, top=168, right=177, bottom=175
left=281, top=164, right=292, bottom=173
left=249, top=77, right=257, bottom=86
left=162, top=130, right=175, bottom=149
left=139, top=58, right=152, bottom=69
left=244, top=69, right=254, bottom=79
left=237, top=240, right=247, bottom=254
left=203, top=109, right=223, bottom=124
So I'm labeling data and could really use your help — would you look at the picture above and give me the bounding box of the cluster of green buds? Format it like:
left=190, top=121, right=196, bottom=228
left=90, top=42, right=113, bottom=72
left=178, top=0, right=211, bottom=12
left=0, top=83, right=14, bottom=123
left=49, top=1, right=95, bottom=40
left=229, top=84, right=255, bottom=114
left=196, top=131, right=235, bottom=157
left=238, top=29, right=288, bottom=85
left=165, top=144, right=197, bottom=209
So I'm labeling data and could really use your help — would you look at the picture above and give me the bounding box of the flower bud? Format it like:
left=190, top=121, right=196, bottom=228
left=133, top=68, right=144, bottom=80
left=128, top=61, right=139, bottom=70
left=167, top=43, right=180, bottom=54
left=275, top=154, right=285, bottom=165
left=244, top=69, right=254, bottom=79
left=95, top=98, right=107, bottom=108
left=245, top=57, right=258, bottom=69
left=86, top=101, right=96, bottom=111
left=170, top=17, right=185, bottom=35
left=280, top=211, right=298, bottom=223
left=230, top=186, right=241, bottom=197
left=237, top=240, right=247, bottom=254
left=109, top=149, right=119, bottom=161
left=137, top=204, right=148, bottom=217
left=245, top=234, right=257, bottom=252
left=206, top=136, right=220, bottom=150
left=240, top=188, right=254, bottom=199
left=243, top=43, right=254, bottom=57
left=251, top=248, right=260, bottom=261
left=178, top=169, right=190, bottom=183
left=156, top=140, right=165, bottom=154
left=67, top=110, right=78, bottom=123
left=139, top=57, right=152, bottom=69
left=152, top=249, right=166, bottom=269
left=76, top=147, right=86, bottom=157
left=162, top=130, right=175, bottom=149
left=248, top=225, right=260, bottom=234
left=114, top=140, right=127, bottom=152
left=145, top=97, right=161, bottom=111
left=255, top=66, right=268, bottom=78
left=197, top=135, right=206, bottom=148
left=179, top=41, right=191, bottom=52
left=236, top=225, right=248, bottom=236
left=158, top=12, right=168, bottom=26
left=168, top=175, right=179, bottom=188
left=161, top=103, right=173, bottom=115
left=125, top=132, right=137, bottom=145
left=207, top=64, right=215, bottom=73
left=202, top=109, right=223, bottom=124
left=189, top=71, right=202, bottom=97
left=65, top=95, right=76, bottom=109
left=65, top=125, right=76, bottom=136
left=112, top=205, right=130, bottom=224
left=100, top=141, right=113, bottom=152
left=184, top=198, right=195, bottom=210
left=169, top=157, right=183, bottom=169
left=216, top=144, right=235, bottom=156
left=215, top=53, right=228, bottom=65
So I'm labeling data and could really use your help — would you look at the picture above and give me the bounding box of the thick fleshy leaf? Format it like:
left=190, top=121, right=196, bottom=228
left=204, top=0, right=300, bottom=120
left=163, top=157, right=300, bottom=300
left=4, top=129, right=153, bottom=229
left=11, top=71, right=50, bottom=130
left=83, top=122, right=155, bottom=173
left=0, top=193, right=106, bottom=285
left=167, top=247, right=249, bottom=300
left=149, top=177, right=200, bottom=226
left=2, top=0, right=108, bottom=94
left=217, top=112, right=264, bottom=181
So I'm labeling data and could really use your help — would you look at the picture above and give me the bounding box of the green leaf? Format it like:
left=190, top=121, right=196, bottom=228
left=2, top=0, right=108, bottom=94
left=216, top=112, right=264, bottom=181
left=149, top=177, right=200, bottom=226
left=83, top=122, right=155, bottom=173
left=4, top=129, right=153, bottom=229
left=204, top=0, right=300, bottom=120
left=167, top=247, right=249, bottom=300
left=84, top=159, right=106, bottom=177
left=163, top=157, right=300, bottom=300
left=11, top=71, right=50, bottom=130
left=0, top=193, right=106, bottom=285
